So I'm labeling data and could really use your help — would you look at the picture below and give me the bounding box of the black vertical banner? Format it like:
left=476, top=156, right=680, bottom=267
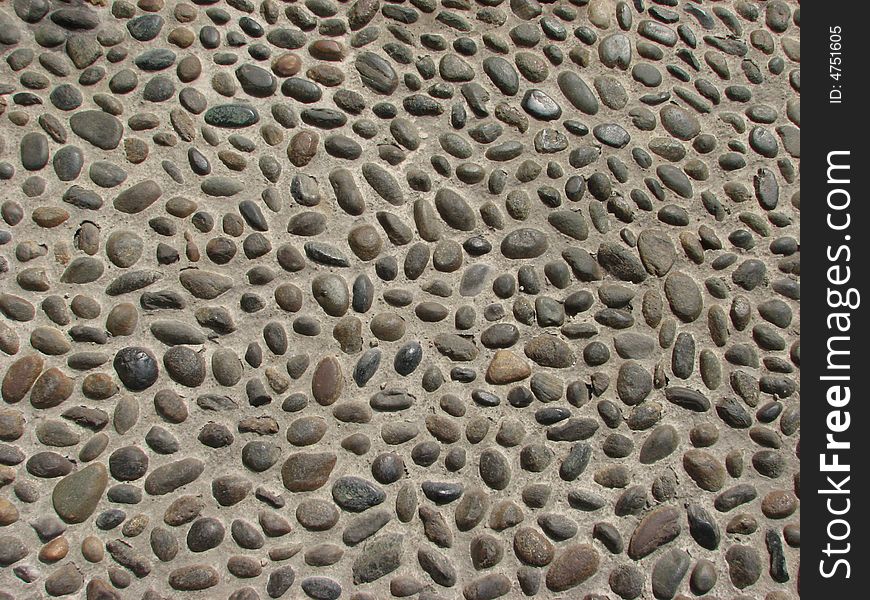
left=804, top=2, right=867, bottom=597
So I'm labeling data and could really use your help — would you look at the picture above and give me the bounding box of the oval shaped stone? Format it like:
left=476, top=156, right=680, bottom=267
left=557, top=72, right=599, bottom=115
left=113, top=347, right=159, bottom=391
left=281, top=452, right=337, bottom=492
left=355, top=51, right=398, bottom=94
left=69, top=111, right=123, bottom=150
left=52, top=463, right=108, bottom=524
left=2, top=355, right=44, bottom=403
left=312, top=357, right=343, bottom=406
left=501, top=228, right=548, bottom=259
left=627, top=506, right=681, bottom=560
left=664, top=272, right=703, bottom=322
left=30, top=367, right=74, bottom=409
left=144, top=458, right=205, bottom=495
left=683, top=449, right=727, bottom=491
left=204, top=104, right=260, bottom=128
left=113, top=180, right=162, bottom=214
left=545, top=544, right=599, bottom=592
left=169, top=565, right=219, bottom=591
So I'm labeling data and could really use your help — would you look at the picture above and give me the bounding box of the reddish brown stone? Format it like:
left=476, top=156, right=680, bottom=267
left=39, top=536, right=69, bottom=563
left=307, top=65, right=345, bottom=86
left=2, top=355, right=44, bottom=403
left=30, top=368, right=74, bottom=409
left=288, top=130, right=319, bottom=167
left=272, top=52, right=302, bottom=77
left=312, top=356, right=343, bottom=406
left=545, top=544, right=599, bottom=592
left=683, top=449, right=727, bottom=491
left=309, top=40, right=346, bottom=61
left=513, top=527, right=554, bottom=566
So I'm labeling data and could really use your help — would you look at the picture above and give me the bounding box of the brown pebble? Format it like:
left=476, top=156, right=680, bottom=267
left=347, top=225, right=383, bottom=261
left=8, top=111, right=28, bottom=126
left=177, top=55, right=202, bottom=83
left=82, top=372, right=119, bottom=400
left=174, top=3, right=197, bottom=21
left=486, top=350, right=532, bottom=384
left=261, top=124, right=284, bottom=146
left=0, top=465, right=15, bottom=486
left=682, top=449, right=726, bottom=491
left=309, top=40, right=346, bottom=61
left=761, top=490, right=798, bottom=519
left=288, top=130, right=319, bottom=167
left=124, top=138, right=149, bottom=164
left=218, top=150, right=247, bottom=171
left=726, top=513, right=758, bottom=534
left=32, top=207, right=70, bottom=228
left=545, top=544, right=600, bottom=592
left=30, top=367, right=74, bottom=409
left=81, top=535, right=105, bottom=562
left=31, top=327, right=71, bottom=355
left=139, top=0, right=165, bottom=11
left=39, top=536, right=70, bottom=563
left=0, top=497, right=19, bottom=525
left=168, top=27, right=195, bottom=48
left=307, top=65, right=345, bottom=86
left=2, top=354, right=44, bottom=403
left=272, top=53, right=302, bottom=77
left=311, top=357, right=344, bottom=406
left=106, top=303, right=139, bottom=337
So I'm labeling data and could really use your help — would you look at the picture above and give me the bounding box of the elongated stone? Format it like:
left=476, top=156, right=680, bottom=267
left=2, top=355, right=44, bottom=403
left=113, top=180, right=162, bottom=214
left=180, top=270, right=233, bottom=299
left=312, top=357, right=343, bottom=405
left=144, top=458, right=205, bottom=495
left=204, top=104, right=259, bottom=128
left=352, top=533, right=403, bottom=584
left=628, top=506, right=681, bottom=559
left=557, top=72, right=599, bottom=115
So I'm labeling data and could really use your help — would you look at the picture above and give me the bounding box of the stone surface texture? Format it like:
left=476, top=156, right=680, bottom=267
left=0, top=0, right=800, bottom=598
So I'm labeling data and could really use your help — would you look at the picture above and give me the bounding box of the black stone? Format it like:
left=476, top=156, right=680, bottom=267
left=113, top=347, right=159, bottom=391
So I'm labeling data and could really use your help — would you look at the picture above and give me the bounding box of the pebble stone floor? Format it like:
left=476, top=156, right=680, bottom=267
left=0, top=0, right=800, bottom=598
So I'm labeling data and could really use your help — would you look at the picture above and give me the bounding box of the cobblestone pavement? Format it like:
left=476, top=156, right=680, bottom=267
left=0, top=0, right=800, bottom=598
